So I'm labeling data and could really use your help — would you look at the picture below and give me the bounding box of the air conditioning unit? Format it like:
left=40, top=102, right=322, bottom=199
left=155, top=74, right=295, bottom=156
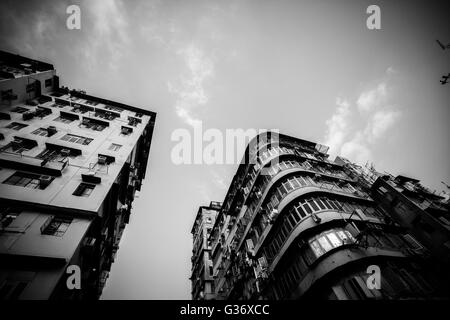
left=11, top=138, right=23, bottom=148
left=258, top=256, right=268, bottom=269
left=98, top=155, right=107, bottom=165
left=47, top=126, right=57, bottom=136
left=22, top=112, right=34, bottom=121
left=121, top=126, right=133, bottom=135
left=61, top=149, right=71, bottom=157
left=39, top=175, right=52, bottom=189
left=268, top=209, right=279, bottom=223
left=311, top=212, right=322, bottom=223
left=246, top=239, right=255, bottom=253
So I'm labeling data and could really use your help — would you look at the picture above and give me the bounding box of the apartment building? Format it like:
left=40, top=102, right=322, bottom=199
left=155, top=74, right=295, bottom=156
left=0, top=51, right=156, bottom=299
left=191, top=132, right=450, bottom=300
left=190, top=201, right=222, bottom=300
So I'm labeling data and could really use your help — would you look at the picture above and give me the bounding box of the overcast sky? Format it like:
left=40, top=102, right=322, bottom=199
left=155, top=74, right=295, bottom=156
left=0, top=0, right=448, bottom=299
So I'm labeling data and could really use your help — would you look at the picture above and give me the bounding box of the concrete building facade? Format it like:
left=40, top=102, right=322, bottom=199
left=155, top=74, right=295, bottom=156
left=191, top=132, right=450, bottom=300
left=0, top=51, right=156, bottom=299
left=190, top=201, right=222, bottom=300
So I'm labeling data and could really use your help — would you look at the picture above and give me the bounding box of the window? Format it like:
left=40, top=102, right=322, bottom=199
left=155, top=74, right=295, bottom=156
left=301, top=200, right=313, bottom=214
left=37, top=149, right=71, bottom=162
left=1, top=138, right=36, bottom=154
left=84, top=100, right=99, bottom=106
left=31, top=128, right=49, bottom=136
left=104, top=105, right=123, bottom=113
left=294, top=204, right=306, bottom=218
left=317, top=236, right=333, bottom=252
left=379, top=186, right=388, bottom=194
left=54, top=115, right=74, bottom=123
left=327, top=232, right=342, bottom=247
left=108, top=143, right=122, bottom=151
left=288, top=215, right=297, bottom=229
left=81, top=118, right=107, bottom=131
left=438, top=215, right=450, bottom=226
left=315, top=198, right=327, bottom=210
left=307, top=199, right=320, bottom=211
left=3, top=172, right=53, bottom=189
left=6, top=122, right=28, bottom=130
left=309, top=240, right=326, bottom=259
left=51, top=103, right=66, bottom=108
left=41, top=216, right=72, bottom=236
left=283, top=180, right=293, bottom=192
left=321, top=197, right=333, bottom=210
left=45, top=78, right=52, bottom=88
left=0, top=210, right=20, bottom=228
left=309, top=229, right=355, bottom=258
left=73, top=183, right=95, bottom=197
left=11, top=106, right=29, bottom=114
left=61, top=133, right=93, bottom=145
left=402, top=234, right=423, bottom=250
left=290, top=207, right=301, bottom=222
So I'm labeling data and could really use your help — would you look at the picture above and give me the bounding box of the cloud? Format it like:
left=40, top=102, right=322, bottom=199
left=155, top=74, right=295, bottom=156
left=84, top=0, right=130, bottom=72
left=168, top=44, right=214, bottom=127
left=340, top=132, right=372, bottom=165
left=386, top=66, right=398, bottom=75
left=323, top=67, right=401, bottom=165
left=366, top=109, right=401, bottom=141
left=356, top=82, right=387, bottom=113
left=323, top=97, right=352, bottom=157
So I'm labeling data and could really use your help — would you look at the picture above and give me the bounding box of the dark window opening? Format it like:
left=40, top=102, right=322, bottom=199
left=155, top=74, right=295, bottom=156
left=3, top=171, right=54, bottom=189
left=73, top=183, right=95, bottom=197
left=11, top=106, right=29, bottom=114
left=41, top=216, right=73, bottom=236
left=5, top=122, right=28, bottom=131
left=61, top=133, right=93, bottom=145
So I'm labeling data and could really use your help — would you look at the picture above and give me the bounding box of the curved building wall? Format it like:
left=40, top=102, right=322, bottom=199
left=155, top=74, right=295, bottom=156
left=195, top=132, right=450, bottom=300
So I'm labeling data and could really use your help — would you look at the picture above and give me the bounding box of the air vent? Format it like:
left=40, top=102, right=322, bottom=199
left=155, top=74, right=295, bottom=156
left=47, top=126, right=57, bottom=137
left=98, top=155, right=107, bottom=165
left=61, top=149, right=71, bottom=157
left=39, top=175, right=53, bottom=189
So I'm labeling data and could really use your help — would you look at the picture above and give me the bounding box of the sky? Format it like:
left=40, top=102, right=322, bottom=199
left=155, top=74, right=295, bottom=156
left=0, top=0, right=448, bottom=299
